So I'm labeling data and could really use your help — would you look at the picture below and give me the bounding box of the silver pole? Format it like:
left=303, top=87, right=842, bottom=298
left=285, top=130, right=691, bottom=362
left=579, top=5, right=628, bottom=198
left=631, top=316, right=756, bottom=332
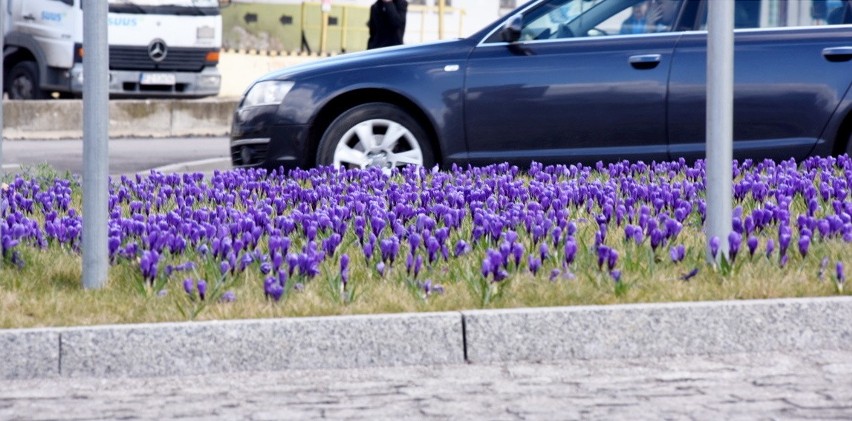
left=706, top=0, right=734, bottom=263
left=0, top=0, right=5, bottom=168
left=82, top=0, right=109, bottom=289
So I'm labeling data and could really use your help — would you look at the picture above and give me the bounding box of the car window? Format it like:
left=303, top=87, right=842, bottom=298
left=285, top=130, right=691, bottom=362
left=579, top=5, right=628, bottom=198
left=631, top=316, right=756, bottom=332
left=697, top=0, right=851, bottom=29
left=486, top=0, right=684, bottom=43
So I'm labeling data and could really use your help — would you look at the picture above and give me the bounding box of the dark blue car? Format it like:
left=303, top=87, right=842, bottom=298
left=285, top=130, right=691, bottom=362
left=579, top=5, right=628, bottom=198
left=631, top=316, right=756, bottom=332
left=230, top=0, right=852, bottom=171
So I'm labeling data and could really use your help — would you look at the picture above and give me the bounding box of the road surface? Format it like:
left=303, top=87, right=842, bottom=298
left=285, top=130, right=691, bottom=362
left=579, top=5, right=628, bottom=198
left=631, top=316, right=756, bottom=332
left=1, top=137, right=231, bottom=176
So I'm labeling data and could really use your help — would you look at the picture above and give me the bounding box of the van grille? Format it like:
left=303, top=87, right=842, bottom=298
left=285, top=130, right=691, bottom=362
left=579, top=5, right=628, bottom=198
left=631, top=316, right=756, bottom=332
left=109, top=46, right=210, bottom=72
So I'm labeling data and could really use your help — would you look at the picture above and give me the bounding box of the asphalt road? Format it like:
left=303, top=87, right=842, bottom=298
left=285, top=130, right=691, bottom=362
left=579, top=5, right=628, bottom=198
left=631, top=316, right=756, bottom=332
left=0, top=137, right=231, bottom=175
left=2, top=350, right=851, bottom=420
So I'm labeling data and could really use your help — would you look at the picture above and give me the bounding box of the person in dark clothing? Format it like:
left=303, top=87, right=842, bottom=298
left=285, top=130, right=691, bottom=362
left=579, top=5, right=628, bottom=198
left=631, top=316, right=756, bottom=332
left=367, top=0, right=407, bottom=50
left=827, top=0, right=852, bottom=24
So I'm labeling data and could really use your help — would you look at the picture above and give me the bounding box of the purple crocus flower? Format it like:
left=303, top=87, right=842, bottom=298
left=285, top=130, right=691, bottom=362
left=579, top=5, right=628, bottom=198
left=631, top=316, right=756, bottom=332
left=779, top=232, right=792, bottom=258
left=669, top=244, right=685, bottom=263
left=414, top=255, right=423, bottom=278
left=362, top=236, right=375, bottom=261
left=624, top=225, right=635, bottom=243
left=566, top=221, right=577, bottom=236
left=610, top=270, right=622, bottom=283
left=197, top=280, right=207, bottom=301
left=481, top=257, right=493, bottom=279
left=596, top=245, right=610, bottom=270
left=380, top=237, right=399, bottom=264
left=837, top=262, right=845, bottom=292
left=564, top=238, right=577, bottom=266
left=511, top=242, right=524, bottom=267
left=680, top=268, right=699, bottom=281
left=340, top=254, right=350, bottom=286
left=409, top=233, right=422, bottom=253
left=818, top=256, right=829, bottom=280
left=183, top=278, right=194, bottom=297
left=797, top=236, right=810, bottom=258
left=747, top=236, right=759, bottom=258
left=376, top=261, right=386, bottom=276
left=709, top=236, right=720, bottom=259
left=139, top=250, right=160, bottom=284
left=539, top=242, right=549, bottom=261
left=418, top=279, right=445, bottom=297
left=665, top=218, right=682, bottom=240
left=528, top=254, right=541, bottom=275
left=728, top=232, right=742, bottom=263
left=219, top=290, right=236, bottom=303
left=766, top=239, right=775, bottom=258
left=607, top=248, right=618, bottom=271
left=264, top=276, right=284, bottom=302
left=426, top=236, right=440, bottom=263
left=650, top=228, right=664, bottom=251
left=549, top=268, right=560, bottom=282
left=454, top=240, right=469, bottom=257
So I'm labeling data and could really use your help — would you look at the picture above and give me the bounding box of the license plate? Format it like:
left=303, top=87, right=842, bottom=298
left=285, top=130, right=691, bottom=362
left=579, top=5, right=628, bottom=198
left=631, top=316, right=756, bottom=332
left=139, top=73, right=176, bottom=85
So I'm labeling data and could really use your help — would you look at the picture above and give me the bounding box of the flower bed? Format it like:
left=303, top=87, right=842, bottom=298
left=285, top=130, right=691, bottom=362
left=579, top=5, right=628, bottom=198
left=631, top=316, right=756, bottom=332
left=1, top=157, right=850, bottom=327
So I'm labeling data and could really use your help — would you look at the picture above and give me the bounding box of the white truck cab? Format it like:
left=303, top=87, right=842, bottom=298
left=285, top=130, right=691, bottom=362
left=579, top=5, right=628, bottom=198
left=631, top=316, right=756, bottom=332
left=4, top=0, right=225, bottom=99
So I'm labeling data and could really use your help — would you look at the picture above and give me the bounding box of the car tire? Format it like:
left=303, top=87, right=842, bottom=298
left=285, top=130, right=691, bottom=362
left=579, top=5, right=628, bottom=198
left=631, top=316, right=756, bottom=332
left=317, top=103, right=434, bottom=171
left=846, top=132, right=852, bottom=157
left=8, top=61, right=47, bottom=100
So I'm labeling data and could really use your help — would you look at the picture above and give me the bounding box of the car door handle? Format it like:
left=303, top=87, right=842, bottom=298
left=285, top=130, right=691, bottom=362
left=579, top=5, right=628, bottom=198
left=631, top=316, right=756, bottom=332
left=822, top=47, right=852, bottom=62
left=629, top=54, right=662, bottom=69
left=22, top=14, right=35, bottom=21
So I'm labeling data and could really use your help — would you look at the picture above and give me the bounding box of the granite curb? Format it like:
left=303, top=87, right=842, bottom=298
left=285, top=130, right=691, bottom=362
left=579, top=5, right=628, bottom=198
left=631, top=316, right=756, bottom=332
left=2, top=297, right=851, bottom=380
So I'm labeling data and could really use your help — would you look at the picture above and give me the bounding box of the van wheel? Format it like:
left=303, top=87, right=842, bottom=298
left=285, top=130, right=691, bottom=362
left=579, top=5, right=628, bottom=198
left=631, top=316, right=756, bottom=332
left=317, top=103, right=434, bottom=173
left=8, top=62, right=47, bottom=100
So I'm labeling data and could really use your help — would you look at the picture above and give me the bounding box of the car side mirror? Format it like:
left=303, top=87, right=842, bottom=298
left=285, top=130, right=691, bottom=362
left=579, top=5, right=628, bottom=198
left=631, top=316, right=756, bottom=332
left=501, top=14, right=523, bottom=43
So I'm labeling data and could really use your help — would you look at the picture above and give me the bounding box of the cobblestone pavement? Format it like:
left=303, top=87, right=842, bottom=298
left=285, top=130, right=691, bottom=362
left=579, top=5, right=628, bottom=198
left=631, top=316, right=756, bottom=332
left=2, top=350, right=852, bottom=420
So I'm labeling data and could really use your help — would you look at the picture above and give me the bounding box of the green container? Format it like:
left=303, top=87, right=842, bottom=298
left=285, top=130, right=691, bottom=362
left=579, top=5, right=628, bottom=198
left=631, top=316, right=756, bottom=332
left=222, top=2, right=372, bottom=54
left=222, top=3, right=304, bottom=53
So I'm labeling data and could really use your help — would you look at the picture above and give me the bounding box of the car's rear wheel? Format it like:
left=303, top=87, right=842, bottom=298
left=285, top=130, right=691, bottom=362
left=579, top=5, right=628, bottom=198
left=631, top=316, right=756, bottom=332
left=846, top=132, right=852, bottom=157
left=317, top=103, right=434, bottom=173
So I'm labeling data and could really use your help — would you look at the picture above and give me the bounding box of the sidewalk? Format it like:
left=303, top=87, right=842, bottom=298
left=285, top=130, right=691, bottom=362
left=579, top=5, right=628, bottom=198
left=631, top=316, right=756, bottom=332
left=3, top=350, right=851, bottom=419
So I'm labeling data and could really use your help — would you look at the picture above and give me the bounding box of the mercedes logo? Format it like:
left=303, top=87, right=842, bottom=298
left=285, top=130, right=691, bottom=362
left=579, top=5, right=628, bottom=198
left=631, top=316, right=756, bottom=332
left=148, top=39, right=168, bottom=62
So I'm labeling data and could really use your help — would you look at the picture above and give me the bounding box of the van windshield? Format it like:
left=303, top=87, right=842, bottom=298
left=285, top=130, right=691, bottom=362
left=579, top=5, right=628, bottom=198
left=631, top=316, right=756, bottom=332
left=108, top=0, right=220, bottom=15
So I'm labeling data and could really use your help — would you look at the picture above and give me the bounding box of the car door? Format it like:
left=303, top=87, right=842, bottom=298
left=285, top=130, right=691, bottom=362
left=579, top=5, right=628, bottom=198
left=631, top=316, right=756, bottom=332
left=667, top=0, right=852, bottom=162
left=463, top=0, right=687, bottom=167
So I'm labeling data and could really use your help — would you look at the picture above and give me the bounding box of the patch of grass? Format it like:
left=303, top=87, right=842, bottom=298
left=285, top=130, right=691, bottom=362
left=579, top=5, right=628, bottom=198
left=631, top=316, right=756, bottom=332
left=1, top=235, right=846, bottom=329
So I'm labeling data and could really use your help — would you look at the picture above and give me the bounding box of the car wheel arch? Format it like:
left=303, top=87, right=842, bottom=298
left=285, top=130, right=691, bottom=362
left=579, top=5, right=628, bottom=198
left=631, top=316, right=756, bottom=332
left=307, top=88, right=442, bottom=168
left=830, top=108, right=852, bottom=157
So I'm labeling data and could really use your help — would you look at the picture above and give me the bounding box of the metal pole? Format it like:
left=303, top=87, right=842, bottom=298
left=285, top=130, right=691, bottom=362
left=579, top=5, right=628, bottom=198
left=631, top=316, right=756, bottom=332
left=82, top=0, right=109, bottom=289
left=437, top=0, right=445, bottom=40
left=0, top=0, right=5, bottom=169
left=706, top=0, right=734, bottom=263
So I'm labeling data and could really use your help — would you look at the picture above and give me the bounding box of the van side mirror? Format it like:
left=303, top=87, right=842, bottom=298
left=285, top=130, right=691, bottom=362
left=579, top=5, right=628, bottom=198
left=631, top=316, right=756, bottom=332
left=501, top=14, right=523, bottom=43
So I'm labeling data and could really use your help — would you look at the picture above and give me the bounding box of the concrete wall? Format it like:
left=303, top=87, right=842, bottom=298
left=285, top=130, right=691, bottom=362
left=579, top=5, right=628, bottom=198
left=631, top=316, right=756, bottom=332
left=2, top=99, right=239, bottom=140
left=0, top=52, right=310, bottom=139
